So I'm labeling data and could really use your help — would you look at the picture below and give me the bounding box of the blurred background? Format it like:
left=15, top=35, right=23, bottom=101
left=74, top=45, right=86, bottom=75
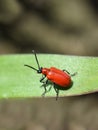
left=0, top=0, right=98, bottom=130
left=0, top=0, right=98, bottom=55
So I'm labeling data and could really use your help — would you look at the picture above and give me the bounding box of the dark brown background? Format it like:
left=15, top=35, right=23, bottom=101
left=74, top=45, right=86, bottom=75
left=0, top=0, right=98, bottom=130
left=0, top=0, right=98, bottom=55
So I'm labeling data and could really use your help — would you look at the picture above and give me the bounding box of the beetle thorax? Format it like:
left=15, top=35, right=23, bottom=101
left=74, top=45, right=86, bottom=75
left=42, top=68, right=50, bottom=75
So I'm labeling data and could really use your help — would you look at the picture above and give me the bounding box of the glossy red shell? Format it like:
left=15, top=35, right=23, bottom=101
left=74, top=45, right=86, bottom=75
left=42, top=67, right=71, bottom=87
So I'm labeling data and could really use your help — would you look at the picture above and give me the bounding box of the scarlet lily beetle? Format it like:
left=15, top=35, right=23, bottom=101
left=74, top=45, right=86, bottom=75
left=24, top=50, right=76, bottom=100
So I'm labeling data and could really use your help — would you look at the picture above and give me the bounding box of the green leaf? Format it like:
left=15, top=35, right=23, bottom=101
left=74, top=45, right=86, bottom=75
left=0, top=54, right=98, bottom=99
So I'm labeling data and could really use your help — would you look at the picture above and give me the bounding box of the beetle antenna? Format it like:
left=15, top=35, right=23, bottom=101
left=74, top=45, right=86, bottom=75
left=24, top=64, right=38, bottom=71
left=32, top=50, right=41, bottom=70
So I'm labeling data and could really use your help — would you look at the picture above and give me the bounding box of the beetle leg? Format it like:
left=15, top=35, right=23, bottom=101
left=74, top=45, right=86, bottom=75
left=71, top=72, right=77, bottom=77
left=63, top=69, right=70, bottom=74
left=40, top=77, right=47, bottom=88
left=41, top=79, right=49, bottom=96
left=63, top=69, right=77, bottom=77
left=53, top=84, right=59, bottom=100
left=47, top=85, right=52, bottom=92
left=40, top=79, right=47, bottom=88
left=41, top=84, right=47, bottom=96
left=41, top=80, right=53, bottom=97
left=40, top=75, right=46, bottom=83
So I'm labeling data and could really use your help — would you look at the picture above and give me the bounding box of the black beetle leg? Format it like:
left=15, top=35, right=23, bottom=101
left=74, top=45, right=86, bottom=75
left=71, top=72, right=77, bottom=77
left=63, top=69, right=70, bottom=74
left=53, top=84, right=59, bottom=100
left=41, top=79, right=49, bottom=96
left=63, top=69, right=77, bottom=77
left=47, top=85, right=52, bottom=92
left=41, top=85, right=47, bottom=96
left=40, top=75, right=46, bottom=83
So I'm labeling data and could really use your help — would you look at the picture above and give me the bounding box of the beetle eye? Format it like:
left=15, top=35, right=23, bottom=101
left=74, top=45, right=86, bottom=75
left=37, top=67, right=43, bottom=73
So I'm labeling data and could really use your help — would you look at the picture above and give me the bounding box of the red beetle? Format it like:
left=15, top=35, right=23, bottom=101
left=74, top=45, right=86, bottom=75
left=24, top=50, right=76, bottom=100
